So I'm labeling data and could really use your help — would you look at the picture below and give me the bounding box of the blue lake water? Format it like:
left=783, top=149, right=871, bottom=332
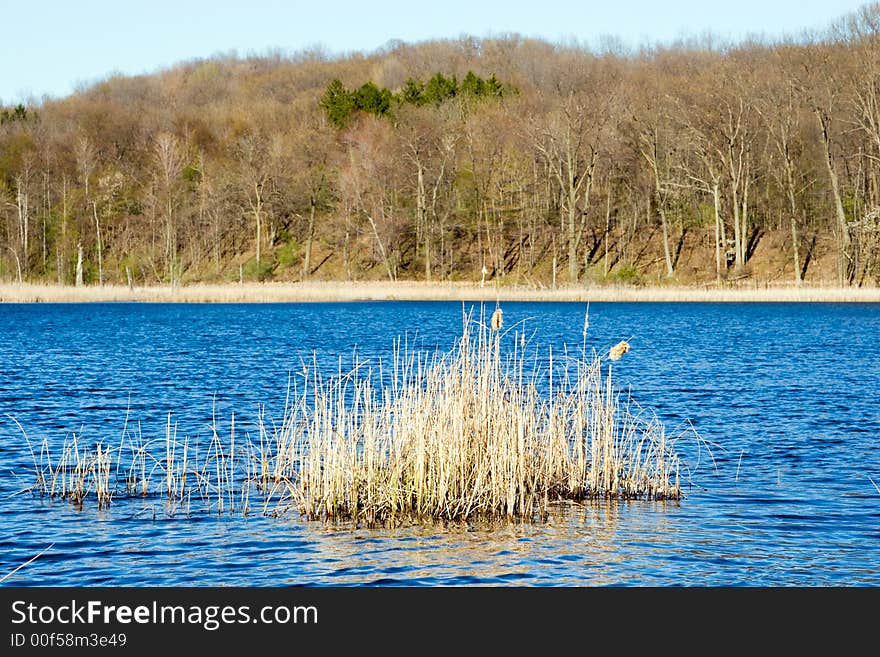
left=1, top=301, right=878, bottom=586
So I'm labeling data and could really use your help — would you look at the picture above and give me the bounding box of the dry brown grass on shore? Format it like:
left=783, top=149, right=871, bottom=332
left=20, top=312, right=686, bottom=524
left=1, top=280, right=880, bottom=303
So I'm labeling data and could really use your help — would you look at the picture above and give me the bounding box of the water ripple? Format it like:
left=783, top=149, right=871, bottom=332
left=1, top=301, right=879, bottom=585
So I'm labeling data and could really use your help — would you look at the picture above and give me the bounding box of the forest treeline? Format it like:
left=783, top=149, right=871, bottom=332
left=3, top=3, right=880, bottom=287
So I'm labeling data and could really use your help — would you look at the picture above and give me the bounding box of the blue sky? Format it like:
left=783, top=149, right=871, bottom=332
left=1, top=0, right=870, bottom=103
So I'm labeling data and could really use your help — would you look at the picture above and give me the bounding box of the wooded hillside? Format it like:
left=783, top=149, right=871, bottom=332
left=3, top=3, right=880, bottom=287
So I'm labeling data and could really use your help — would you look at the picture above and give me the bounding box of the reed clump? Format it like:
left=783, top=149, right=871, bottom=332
left=21, top=311, right=683, bottom=524
left=281, top=314, right=679, bottom=523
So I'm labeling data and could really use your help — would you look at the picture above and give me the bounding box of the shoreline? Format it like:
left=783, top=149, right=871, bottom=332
left=1, top=281, right=880, bottom=303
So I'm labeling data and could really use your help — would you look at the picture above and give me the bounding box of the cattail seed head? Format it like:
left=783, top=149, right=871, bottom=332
left=491, top=307, right=503, bottom=331
left=609, top=340, right=630, bottom=361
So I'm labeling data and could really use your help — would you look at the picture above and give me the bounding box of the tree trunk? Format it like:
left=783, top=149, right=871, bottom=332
left=93, top=201, right=103, bottom=287
left=165, top=195, right=175, bottom=282
left=816, top=109, right=852, bottom=284
left=9, top=250, right=22, bottom=284
left=713, top=183, right=722, bottom=280
left=16, top=180, right=28, bottom=279
left=253, top=182, right=263, bottom=267
left=740, top=160, right=750, bottom=265
left=429, top=161, right=446, bottom=280
left=566, top=159, right=596, bottom=283
left=42, top=171, right=50, bottom=272
left=642, top=137, right=672, bottom=276
left=75, top=243, right=84, bottom=287
left=302, top=196, right=316, bottom=280
left=603, top=192, right=611, bottom=277
left=659, top=203, right=673, bottom=277
left=567, top=200, right=578, bottom=282
left=652, top=186, right=674, bottom=278
left=731, top=180, right=742, bottom=269
left=365, top=212, right=395, bottom=282
left=416, top=163, right=431, bottom=281
left=59, top=176, right=68, bottom=285
left=783, top=155, right=802, bottom=285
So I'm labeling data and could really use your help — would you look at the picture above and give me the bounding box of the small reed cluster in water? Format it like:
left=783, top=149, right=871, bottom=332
left=21, top=311, right=681, bottom=524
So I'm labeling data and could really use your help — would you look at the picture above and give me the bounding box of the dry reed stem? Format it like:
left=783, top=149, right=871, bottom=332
left=0, top=544, right=55, bottom=584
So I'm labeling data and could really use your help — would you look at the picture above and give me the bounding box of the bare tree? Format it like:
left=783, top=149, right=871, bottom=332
left=339, top=118, right=401, bottom=281
left=152, top=132, right=185, bottom=282
left=291, top=116, right=335, bottom=280
left=531, top=89, right=612, bottom=282
left=630, top=84, right=679, bottom=277
left=756, top=55, right=812, bottom=284
left=397, top=105, right=457, bottom=281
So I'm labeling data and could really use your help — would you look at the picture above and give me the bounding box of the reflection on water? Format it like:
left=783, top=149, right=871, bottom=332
left=5, top=497, right=688, bottom=586
left=1, top=301, right=879, bottom=585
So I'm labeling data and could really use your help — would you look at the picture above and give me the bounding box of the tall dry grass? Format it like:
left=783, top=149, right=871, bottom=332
left=274, top=312, right=680, bottom=523
left=20, top=310, right=684, bottom=524
left=2, top=280, right=879, bottom=303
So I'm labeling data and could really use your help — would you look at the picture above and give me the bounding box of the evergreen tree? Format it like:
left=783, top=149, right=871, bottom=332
left=320, top=79, right=355, bottom=128
left=485, top=74, right=506, bottom=97
left=461, top=71, right=486, bottom=97
left=353, top=82, right=392, bottom=116
left=399, top=77, right=426, bottom=106
left=0, top=104, right=32, bottom=125
left=423, top=73, right=458, bottom=106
